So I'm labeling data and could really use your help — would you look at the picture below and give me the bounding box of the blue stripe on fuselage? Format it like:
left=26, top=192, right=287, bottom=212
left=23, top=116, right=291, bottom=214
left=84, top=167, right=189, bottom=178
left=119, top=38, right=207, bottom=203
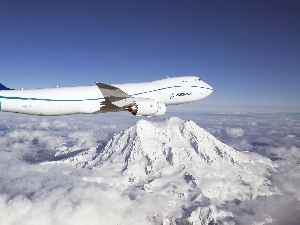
left=0, top=85, right=208, bottom=102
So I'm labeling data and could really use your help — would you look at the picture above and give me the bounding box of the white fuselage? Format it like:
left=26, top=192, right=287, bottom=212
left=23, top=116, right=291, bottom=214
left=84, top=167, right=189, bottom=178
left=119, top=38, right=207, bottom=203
left=0, top=76, right=213, bottom=116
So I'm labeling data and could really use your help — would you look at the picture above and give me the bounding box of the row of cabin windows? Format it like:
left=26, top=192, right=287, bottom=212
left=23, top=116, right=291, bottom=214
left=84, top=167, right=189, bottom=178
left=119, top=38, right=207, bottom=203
left=182, top=78, right=201, bottom=83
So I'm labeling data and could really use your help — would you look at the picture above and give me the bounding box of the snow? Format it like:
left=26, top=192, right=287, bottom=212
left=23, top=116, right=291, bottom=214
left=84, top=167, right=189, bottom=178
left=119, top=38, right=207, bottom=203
left=50, top=117, right=277, bottom=224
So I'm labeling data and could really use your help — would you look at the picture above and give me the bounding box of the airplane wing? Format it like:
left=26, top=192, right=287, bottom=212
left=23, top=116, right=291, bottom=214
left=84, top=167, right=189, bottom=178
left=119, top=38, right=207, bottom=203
left=95, top=82, right=136, bottom=112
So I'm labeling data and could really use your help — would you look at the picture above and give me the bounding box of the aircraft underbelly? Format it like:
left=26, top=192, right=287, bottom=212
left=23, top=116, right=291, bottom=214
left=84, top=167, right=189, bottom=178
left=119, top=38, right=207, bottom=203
left=1, top=99, right=101, bottom=115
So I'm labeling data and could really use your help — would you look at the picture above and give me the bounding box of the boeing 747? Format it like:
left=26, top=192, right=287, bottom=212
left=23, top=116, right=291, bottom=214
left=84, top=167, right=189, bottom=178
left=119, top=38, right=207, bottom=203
left=0, top=76, right=213, bottom=116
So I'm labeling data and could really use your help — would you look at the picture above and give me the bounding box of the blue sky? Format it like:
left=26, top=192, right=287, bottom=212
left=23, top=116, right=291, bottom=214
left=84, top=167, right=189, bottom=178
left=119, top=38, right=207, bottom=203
left=0, top=0, right=299, bottom=112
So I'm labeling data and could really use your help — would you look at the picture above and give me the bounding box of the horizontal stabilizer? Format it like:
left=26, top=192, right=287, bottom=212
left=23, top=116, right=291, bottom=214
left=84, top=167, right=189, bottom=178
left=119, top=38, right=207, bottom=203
left=0, top=83, right=13, bottom=90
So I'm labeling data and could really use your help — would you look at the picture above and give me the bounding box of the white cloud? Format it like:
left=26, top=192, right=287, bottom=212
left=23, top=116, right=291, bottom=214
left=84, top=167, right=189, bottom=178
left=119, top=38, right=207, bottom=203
left=0, top=112, right=299, bottom=224
left=225, top=195, right=300, bottom=225
left=0, top=183, right=150, bottom=225
left=52, top=120, right=68, bottom=128
left=0, top=160, right=151, bottom=225
left=269, top=146, right=300, bottom=161
left=239, top=140, right=253, bottom=151
left=272, top=165, right=300, bottom=200
left=226, top=128, right=245, bottom=137
left=38, top=120, right=52, bottom=129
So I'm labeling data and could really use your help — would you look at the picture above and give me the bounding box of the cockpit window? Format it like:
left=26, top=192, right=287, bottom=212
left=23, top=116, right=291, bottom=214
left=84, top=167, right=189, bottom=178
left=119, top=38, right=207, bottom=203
left=198, top=78, right=201, bottom=81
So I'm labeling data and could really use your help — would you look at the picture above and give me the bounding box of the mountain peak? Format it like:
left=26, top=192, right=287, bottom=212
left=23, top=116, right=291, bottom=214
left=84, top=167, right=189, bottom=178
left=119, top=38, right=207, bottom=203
left=87, top=117, right=274, bottom=202
left=52, top=117, right=277, bottom=223
left=136, top=116, right=191, bottom=127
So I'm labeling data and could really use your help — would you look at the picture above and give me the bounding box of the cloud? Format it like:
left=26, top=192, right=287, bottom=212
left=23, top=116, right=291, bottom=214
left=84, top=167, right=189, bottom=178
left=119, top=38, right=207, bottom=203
left=226, top=128, right=245, bottom=137
left=0, top=112, right=299, bottom=224
left=268, top=146, right=300, bottom=162
left=0, top=159, right=150, bottom=225
left=0, top=113, right=154, bottom=224
left=223, top=194, right=300, bottom=225
left=0, top=179, right=150, bottom=225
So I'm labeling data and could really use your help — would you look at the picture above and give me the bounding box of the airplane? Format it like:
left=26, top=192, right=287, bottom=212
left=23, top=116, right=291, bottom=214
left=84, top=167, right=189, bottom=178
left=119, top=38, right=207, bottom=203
left=0, top=76, right=213, bottom=116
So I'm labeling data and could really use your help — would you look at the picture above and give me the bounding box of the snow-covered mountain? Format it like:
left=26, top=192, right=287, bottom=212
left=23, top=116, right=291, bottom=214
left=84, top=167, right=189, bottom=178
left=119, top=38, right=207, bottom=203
left=50, top=117, right=277, bottom=224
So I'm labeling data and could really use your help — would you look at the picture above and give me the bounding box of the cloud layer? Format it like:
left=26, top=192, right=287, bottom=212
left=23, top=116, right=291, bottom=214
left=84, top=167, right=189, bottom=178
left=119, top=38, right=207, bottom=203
left=0, top=112, right=299, bottom=224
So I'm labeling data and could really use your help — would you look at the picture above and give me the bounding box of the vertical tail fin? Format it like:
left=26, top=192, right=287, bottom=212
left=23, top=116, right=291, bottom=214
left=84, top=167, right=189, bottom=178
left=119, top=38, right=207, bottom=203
left=0, top=83, right=13, bottom=90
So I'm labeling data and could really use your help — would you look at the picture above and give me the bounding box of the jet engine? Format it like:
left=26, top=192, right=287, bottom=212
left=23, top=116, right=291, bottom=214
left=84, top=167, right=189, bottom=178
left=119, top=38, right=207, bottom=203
left=125, top=99, right=166, bottom=116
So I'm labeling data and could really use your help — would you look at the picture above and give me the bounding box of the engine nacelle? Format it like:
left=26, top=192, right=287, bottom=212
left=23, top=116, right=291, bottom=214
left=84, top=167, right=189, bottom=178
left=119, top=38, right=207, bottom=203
left=155, top=102, right=167, bottom=116
left=127, top=99, right=166, bottom=116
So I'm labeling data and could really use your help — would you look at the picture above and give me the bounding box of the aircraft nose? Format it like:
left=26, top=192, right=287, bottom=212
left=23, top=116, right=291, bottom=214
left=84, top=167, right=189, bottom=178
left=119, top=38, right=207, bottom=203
left=207, top=84, right=213, bottom=95
left=204, top=82, right=213, bottom=96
